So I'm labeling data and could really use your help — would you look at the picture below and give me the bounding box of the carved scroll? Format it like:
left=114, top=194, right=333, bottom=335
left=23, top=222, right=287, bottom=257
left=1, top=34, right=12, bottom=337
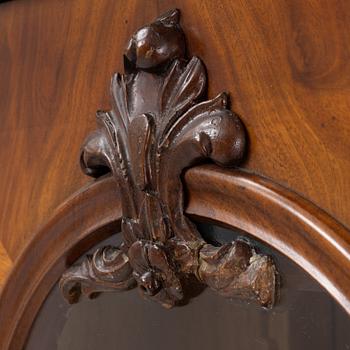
left=60, top=9, right=277, bottom=308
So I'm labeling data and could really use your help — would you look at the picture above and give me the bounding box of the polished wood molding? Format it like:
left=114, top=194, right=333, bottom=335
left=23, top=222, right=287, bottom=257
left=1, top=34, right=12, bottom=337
left=0, top=166, right=349, bottom=349
left=59, top=9, right=277, bottom=309
left=0, top=177, right=121, bottom=350
left=186, top=165, right=350, bottom=314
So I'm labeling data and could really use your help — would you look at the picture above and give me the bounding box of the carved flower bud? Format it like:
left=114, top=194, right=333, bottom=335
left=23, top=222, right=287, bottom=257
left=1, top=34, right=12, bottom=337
left=128, top=240, right=183, bottom=306
left=125, top=9, right=185, bottom=70
left=134, top=271, right=161, bottom=296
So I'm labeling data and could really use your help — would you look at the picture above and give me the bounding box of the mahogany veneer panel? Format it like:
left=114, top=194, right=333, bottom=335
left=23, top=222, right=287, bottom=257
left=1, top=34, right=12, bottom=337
left=0, top=0, right=349, bottom=266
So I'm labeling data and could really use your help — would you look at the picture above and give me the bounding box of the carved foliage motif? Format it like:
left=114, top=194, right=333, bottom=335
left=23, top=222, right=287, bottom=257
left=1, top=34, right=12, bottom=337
left=60, top=9, right=277, bottom=308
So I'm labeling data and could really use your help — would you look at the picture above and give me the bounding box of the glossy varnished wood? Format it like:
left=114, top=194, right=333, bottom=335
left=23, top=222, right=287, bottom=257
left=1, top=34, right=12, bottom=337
left=0, top=0, right=350, bottom=274
left=1, top=166, right=349, bottom=349
left=186, top=165, right=350, bottom=313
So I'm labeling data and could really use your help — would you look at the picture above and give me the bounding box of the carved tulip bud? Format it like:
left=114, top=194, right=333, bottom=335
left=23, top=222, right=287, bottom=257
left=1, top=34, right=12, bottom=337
left=128, top=240, right=183, bottom=307
left=125, top=9, right=185, bottom=70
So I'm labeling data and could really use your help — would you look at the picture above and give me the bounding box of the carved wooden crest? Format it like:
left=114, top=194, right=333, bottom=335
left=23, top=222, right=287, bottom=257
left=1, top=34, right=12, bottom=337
left=60, top=9, right=277, bottom=308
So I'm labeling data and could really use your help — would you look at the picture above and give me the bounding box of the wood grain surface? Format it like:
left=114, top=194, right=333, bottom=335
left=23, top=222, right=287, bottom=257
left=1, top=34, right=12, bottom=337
left=0, top=0, right=349, bottom=288
left=0, top=242, right=11, bottom=289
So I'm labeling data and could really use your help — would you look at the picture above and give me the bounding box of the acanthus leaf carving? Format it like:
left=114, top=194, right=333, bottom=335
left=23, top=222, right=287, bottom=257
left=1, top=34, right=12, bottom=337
left=60, top=9, right=278, bottom=309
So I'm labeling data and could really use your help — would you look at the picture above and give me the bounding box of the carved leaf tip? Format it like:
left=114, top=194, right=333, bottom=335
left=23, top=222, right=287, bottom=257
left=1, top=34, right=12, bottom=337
left=79, top=128, right=113, bottom=178
left=161, top=56, right=206, bottom=116
left=156, top=9, right=180, bottom=26
left=110, top=73, right=130, bottom=130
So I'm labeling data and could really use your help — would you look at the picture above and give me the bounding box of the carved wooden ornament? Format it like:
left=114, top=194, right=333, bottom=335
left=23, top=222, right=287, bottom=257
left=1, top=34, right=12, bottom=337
left=60, top=9, right=277, bottom=308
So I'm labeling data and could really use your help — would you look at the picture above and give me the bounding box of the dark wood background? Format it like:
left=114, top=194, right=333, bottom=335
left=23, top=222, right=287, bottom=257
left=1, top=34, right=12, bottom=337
left=0, top=0, right=349, bottom=288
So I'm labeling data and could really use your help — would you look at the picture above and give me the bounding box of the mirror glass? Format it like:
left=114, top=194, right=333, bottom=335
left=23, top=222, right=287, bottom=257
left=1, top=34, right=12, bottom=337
left=25, top=223, right=350, bottom=350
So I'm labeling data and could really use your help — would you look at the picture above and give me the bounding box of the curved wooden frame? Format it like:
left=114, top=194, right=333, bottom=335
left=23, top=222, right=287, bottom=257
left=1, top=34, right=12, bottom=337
left=0, top=165, right=349, bottom=349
